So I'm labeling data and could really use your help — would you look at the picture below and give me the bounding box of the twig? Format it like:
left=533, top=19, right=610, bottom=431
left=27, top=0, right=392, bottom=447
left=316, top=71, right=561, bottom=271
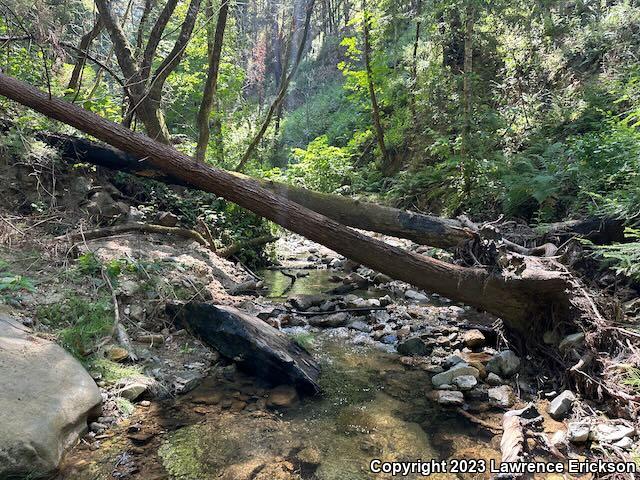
left=102, top=268, right=137, bottom=361
left=456, top=408, right=503, bottom=433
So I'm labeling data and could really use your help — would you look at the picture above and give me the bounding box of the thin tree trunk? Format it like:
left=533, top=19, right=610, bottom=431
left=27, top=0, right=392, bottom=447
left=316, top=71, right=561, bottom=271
left=0, top=72, right=581, bottom=335
left=461, top=2, right=474, bottom=195
left=410, top=0, right=421, bottom=128
left=235, top=0, right=316, bottom=172
left=67, top=18, right=103, bottom=94
left=195, top=0, right=230, bottom=162
left=362, top=0, right=390, bottom=170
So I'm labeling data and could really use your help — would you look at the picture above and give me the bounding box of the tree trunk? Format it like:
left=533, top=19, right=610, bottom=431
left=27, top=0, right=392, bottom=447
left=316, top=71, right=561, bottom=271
left=461, top=3, right=474, bottom=195
left=195, top=0, right=230, bottom=162
left=0, top=72, right=584, bottom=335
left=67, top=18, right=103, bottom=94
left=362, top=0, right=390, bottom=172
left=38, top=132, right=475, bottom=248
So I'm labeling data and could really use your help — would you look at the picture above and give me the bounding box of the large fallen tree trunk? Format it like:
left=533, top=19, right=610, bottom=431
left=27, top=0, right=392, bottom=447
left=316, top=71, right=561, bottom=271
left=36, top=132, right=622, bottom=251
left=0, top=73, right=585, bottom=334
left=36, top=133, right=475, bottom=249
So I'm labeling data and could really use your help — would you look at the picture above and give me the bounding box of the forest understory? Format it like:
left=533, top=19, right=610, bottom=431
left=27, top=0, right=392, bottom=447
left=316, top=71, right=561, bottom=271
left=0, top=0, right=640, bottom=479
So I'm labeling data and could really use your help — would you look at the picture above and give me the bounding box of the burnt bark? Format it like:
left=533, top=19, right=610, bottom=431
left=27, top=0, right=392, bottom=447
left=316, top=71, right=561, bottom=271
left=0, top=72, right=583, bottom=335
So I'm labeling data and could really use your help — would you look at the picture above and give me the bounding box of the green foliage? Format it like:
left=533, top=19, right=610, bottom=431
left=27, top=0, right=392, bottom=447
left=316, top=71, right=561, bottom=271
left=89, top=357, right=144, bottom=384
left=37, top=295, right=113, bottom=358
left=285, top=136, right=354, bottom=193
left=591, top=228, right=640, bottom=282
left=622, top=366, right=640, bottom=393
left=290, top=331, right=315, bottom=351
left=0, top=260, right=35, bottom=305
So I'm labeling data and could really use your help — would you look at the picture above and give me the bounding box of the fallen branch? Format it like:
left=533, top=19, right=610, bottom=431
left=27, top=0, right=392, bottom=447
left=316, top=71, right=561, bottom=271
left=102, top=268, right=137, bottom=361
left=456, top=408, right=503, bottom=433
left=57, top=221, right=212, bottom=249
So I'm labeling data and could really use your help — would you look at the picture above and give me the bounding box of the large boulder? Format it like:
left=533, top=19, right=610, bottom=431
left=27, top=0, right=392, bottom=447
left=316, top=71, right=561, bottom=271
left=167, top=302, right=320, bottom=394
left=0, top=316, right=102, bottom=478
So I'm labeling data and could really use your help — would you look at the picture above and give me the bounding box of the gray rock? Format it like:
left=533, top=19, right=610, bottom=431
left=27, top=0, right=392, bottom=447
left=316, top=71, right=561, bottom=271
left=432, top=390, right=464, bottom=406
left=547, top=390, right=575, bottom=420
left=488, top=386, right=515, bottom=408
left=308, top=312, right=349, bottom=328
left=614, top=437, right=634, bottom=450
left=432, top=363, right=480, bottom=388
left=167, top=303, right=320, bottom=393
left=173, top=372, right=203, bottom=394
left=559, top=332, right=585, bottom=352
left=405, top=290, right=429, bottom=302
left=453, top=375, right=477, bottom=391
left=0, top=317, right=102, bottom=478
left=486, top=350, right=520, bottom=377
left=397, top=337, right=431, bottom=356
left=486, top=372, right=504, bottom=386
left=550, top=431, right=565, bottom=448
left=381, top=335, right=397, bottom=344
left=154, top=211, right=179, bottom=227
left=442, top=354, right=465, bottom=369
left=347, top=320, right=371, bottom=332
left=567, top=422, right=590, bottom=443
left=117, top=379, right=150, bottom=401
left=591, top=424, right=635, bottom=443
left=289, top=295, right=326, bottom=311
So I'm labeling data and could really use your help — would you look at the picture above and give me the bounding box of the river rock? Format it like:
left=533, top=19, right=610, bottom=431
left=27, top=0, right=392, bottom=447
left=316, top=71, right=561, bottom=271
left=486, top=350, right=520, bottom=377
left=432, top=363, right=480, bottom=388
left=547, top=390, right=575, bottom=420
left=308, top=312, right=349, bottom=328
left=347, top=319, right=371, bottom=332
left=462, top=329, right=485, bottom=349
left=453, top=375, right=477, bottom=391
left=405, top=290, right=429, bottom=302
left=267, top=385, right=299, bottom=408
left=0, top=317, right=102, bottom=478
left=591, top=424, right=635, bottom=443
left=486, top=372, right=504, bottom=386
left=432, top=390, right=464, bottom=406
left=289, top=295, right=325, bottom=311
left=488, top=385, right=515, bottom=408
left=167, top=302, right=320, bottom=393
left=397, top=337, right=431, bottom=356
left=154, top=211, right=179, bottom=227
left=567, top=422, right=590, bottom=443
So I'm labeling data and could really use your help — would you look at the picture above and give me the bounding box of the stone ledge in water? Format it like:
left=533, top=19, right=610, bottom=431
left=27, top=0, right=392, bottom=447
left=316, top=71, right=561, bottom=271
left=167, top=302, right=320, bottom=394
left=0, top=316, right=102, bottom=478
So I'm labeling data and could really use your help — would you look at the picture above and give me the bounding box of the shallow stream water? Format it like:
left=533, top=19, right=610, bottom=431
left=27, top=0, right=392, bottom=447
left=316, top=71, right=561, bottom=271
left=60, top=266, right=501, bottom=479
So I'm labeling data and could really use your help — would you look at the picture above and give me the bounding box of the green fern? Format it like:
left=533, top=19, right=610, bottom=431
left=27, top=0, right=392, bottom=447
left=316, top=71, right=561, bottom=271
left=592, top=228, right=640, bottom=281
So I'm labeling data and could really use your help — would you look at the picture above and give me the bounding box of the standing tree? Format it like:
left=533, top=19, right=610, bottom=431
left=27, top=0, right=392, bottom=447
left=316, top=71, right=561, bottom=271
left=94, top=0, right=203, bottom=143
left=195, top=0, right=230, bottom=162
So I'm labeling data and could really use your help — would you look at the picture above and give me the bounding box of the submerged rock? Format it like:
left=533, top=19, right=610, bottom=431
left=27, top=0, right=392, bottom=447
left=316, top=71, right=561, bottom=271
left=167, top=302, right=320, bottom=394
left=0, top=316, right=102, bottom=478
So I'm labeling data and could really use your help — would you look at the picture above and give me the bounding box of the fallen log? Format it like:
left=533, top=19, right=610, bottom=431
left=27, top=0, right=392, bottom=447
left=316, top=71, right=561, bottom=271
left=36, top=132, right=475, bottom=249
left=167, top=302, right=321, bottom=393
left=37, top=132, right=623, bottom=251
left=0, top=73, right=586, bottom=334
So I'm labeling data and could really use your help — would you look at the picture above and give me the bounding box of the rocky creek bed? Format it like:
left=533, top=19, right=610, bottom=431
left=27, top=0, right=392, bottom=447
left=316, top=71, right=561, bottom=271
left=0, top=208, right=637, bottom=478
